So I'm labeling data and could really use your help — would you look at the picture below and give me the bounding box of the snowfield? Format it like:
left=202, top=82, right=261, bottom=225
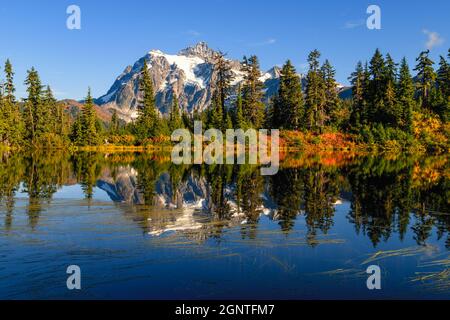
left=149, top=49, right=206, bottom=89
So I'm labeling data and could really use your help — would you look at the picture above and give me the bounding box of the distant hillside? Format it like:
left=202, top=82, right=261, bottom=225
left=60, top=99, right=112, bottom=123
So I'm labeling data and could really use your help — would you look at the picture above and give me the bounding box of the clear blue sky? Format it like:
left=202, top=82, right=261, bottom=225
left=0, top=0, right=449, bottom=100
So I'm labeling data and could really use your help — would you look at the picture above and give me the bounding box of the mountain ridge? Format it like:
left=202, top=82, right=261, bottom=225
left=96, top=42, right=289, bottom=122
left=95, top=42, right=349, bottom=123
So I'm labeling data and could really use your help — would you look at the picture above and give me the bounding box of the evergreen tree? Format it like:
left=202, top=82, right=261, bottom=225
left=348, top=61, right=366, bottom=129
left=207, top=90, right=223, bottom=129
left=321, top=59, right=341, bottom=128
left=384, top=54, right=397, bottom=84
left=397, top=58, right=415, bottom=133
left=234, top=85, right=246, bottom=129
left=110, top=109, right=119, bottom=134
left=135, top=60, right=159, bottom=141
left=4, top=59, right=15, bottom=104
left=23, top=67, right=44, bottom=143
left=436, top=52, right=450, bottom=120
left=168, top=94, right=183, bottom=132
left=225, top=112, right=233, bottom=130
left=70, top=114, right=84, bottom=145
left=212, top=51, right=234, bottom=130
left=0, top=60, right=23, bottom=146
left=384, top=53, right=400, bottom=125
left=0, top=66, right=5, bottom=143
left=437, top=55, right=450, bottom=98
left=42, top=85, right=58, bottom=135
left=305, top=50, right=326, bottom=132
left=241, top=55, right=265, bottom=129
left=272, top=60, right=304, bottom=129
left=414, top=50, right=436, bottom=110
left=368, top=49, right=386, bottom=122
left=182, top=111, right=193, bottom=132
left=81, top=88, right=99, bottom=146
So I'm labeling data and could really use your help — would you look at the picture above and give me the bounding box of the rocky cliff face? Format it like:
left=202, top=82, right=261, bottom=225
left=97, top=42, right=288, bottom=122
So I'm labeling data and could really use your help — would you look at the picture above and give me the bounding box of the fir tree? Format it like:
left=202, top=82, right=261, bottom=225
left=321, top=59, right=340, bottom=128
left=4, top=59, right=15, bottom=104
left=225, top=113, right=233, bottom=130
left=305, top=50, right=326, bottom=132
left=70, top=114, right=84, bottom=145
left=42, top=85, right=58, bottom=135
left=81, top=88, right=99, bottom=146
left=234, top=85, right=246, bottom=129
left=397, top=58, right=415, bottom=132
left=272, top=60, right=304, bottom=129
left=437, top=55, right=449, bottom=98
left=135, top=60, right=159, bottom=141
left=168, top=94, right=183, bottom=132
left=348, top=61, right=366, bottom=129
left=414, top=50, right=436, bottom=110
left=207, top=90, right=223, bottom=129
left=23, top=67, right=43, bottom=143
left=384, top=53, right=399, bottom=125
left=110, top=109, right=119, bottom=134
left=241, top=55, right=265, bottom=129
left=212, top=51, right=234, bottom=130
left=0, top=60, right=23, bottom=146
left=436, top=52, right=450, bottom=120
left=368, top=49, right=386, bottom=121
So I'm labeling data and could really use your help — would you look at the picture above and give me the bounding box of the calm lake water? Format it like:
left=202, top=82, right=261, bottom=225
left=0, top=152, right=448, bottom=300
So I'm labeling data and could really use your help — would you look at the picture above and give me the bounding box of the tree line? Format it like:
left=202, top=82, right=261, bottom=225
left=0, top=48, right=448, bottom=149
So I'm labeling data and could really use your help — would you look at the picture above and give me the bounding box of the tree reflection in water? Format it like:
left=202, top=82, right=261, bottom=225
left=0, top=151, right=448, bottom=248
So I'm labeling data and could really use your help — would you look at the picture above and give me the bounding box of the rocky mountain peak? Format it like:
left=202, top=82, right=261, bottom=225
left=267, top=66, right=282, bottom=78
left=179, top=42, right=216, bottom=60
left=97, top=42, right=283, bottom=122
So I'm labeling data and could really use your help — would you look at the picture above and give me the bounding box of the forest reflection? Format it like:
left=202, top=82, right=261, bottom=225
left=0, top=151, right=448, bottom=248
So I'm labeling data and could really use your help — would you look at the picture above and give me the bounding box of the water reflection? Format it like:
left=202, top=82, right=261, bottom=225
left=0, top=151, right=448, bottom=249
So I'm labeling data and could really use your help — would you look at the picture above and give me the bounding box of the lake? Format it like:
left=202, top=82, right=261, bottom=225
left=0, top=152, right=448, bottom=299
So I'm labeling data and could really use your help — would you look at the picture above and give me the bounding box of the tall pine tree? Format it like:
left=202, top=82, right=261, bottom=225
left=135, top=60, right=159, bottom=141
left=81, top=88, right=99, bottom=146
left=368, top=49, right=386, bottom=122
left=0, top=60, right=23, bottom=146
left=23, top=67, right=43, bottom=144
left=348, top=61, right=366, bottom=129
left=241, top=55, right=265, bottom=129
left=168, top=93, right=183, bottom=131
left=234, top=85, right=247, bottom=129
left=110, top=109, right=120, bottom=134
left=305, top=50, right=326, bottom=132
left=384, top=53, right=399, bottom=125
left=397, top=58, right=415, bottom=133
left=212, top=51, right=234, bottom=131
left=321, top=59, right=341, bottom=128
left=271, top=60, right=304, bottom=129
left=414, top=50, right=436, bottom=110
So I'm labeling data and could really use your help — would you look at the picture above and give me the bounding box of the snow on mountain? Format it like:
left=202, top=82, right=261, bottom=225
left=97, top=42, right=282, bottom=122
left=150, top=49, right=207, bottom=89
left=96, top=42, right=345, bottom=123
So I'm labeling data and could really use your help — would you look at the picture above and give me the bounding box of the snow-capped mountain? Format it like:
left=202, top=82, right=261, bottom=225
left=97, top=42, right=288, bottom=122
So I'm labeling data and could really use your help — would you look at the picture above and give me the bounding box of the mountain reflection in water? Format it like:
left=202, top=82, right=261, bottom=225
left=0, top=151, right=448, bottom=299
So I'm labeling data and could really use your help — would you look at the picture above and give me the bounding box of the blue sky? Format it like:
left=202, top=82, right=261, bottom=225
left=0, top=0, right=449, bottom=100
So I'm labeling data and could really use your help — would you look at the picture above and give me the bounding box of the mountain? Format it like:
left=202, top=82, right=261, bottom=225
left=60, top=99, right=112, bottom=123
left=97, top=42, right=292, bottom=122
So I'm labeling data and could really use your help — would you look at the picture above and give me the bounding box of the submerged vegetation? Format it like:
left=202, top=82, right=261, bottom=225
left=0, top=48, right=448, bottom=153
